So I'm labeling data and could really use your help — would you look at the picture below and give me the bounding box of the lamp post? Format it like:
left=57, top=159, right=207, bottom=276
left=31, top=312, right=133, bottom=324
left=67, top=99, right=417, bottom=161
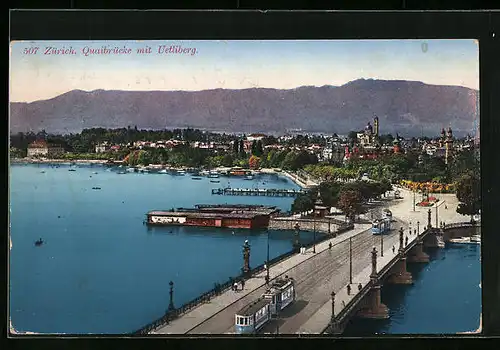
left=168, top=280, right=175, bottom=311
left=313, top=217, right=317, bottom=253
left=331, top=290, right=336, bottom=319
left=242, top=240, right=251, bottom=276
left=293, top=223, right=300, bottom=251
left=349, top=236, right=353, bottom=284
left=380, top=230, right=384, bottom=257
left=413, top=190, right=416, bottom=211
left=266, top=229, right=270, bottom=284
left=417, top=221, right=420, bottom=234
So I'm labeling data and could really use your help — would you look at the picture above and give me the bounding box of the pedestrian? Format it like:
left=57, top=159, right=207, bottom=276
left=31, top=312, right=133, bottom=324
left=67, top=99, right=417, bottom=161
left=241, top=279, right=245, bottom=290
left=405, top=236, right=408, bottom=246
left=329, top=242, right=332, bottom=250
left=230, top=277, right=234, bottom=291
left=233, top=282, right=238, bottom=292
left=445, top=205, right=448, bottom=210
left=347, top=285, right=351, bottom=295
left=392, top=246, right=395, bottom=254
left=358, top=283, right=362, bottom=291
left=414, top=229, right=417, bottom=236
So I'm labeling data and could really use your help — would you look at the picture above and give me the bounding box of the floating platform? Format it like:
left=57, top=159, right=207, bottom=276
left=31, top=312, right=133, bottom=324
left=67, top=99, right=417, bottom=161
left=146, top=204, right=280, bottom=229
left=211, top=188, right=306, bottom=197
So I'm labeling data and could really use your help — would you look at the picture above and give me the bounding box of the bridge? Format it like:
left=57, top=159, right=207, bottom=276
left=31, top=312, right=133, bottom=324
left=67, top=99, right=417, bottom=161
left=132, top=187, right=479, bottom=335
left=211, top=187, right=307, bottom=197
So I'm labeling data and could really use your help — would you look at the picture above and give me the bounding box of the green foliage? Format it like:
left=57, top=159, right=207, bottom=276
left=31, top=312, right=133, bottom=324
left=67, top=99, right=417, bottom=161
left=337, top=189, right=364, bottom=221
left=455, top=171, right=481, bottom=219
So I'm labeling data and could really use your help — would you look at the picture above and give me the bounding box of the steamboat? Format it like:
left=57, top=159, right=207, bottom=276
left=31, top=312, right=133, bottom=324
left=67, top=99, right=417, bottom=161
left=145, top=204, right=280, bottom=229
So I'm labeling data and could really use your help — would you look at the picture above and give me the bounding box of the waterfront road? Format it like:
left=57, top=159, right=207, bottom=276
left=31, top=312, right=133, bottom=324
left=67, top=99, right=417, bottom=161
left=154, top=222, right=372, bottom=334
left=188, top=219, right=405, bottom=334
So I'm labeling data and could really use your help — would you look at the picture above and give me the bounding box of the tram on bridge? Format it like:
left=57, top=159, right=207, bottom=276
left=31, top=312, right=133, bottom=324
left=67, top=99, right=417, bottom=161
left=234, top=276, right=295, bottom=334
left=372, top=217, right=392, bottom=235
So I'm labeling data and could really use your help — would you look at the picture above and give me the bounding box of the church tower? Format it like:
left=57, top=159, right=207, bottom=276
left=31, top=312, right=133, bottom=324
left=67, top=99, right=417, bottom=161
left=373, top=116, right=379, bottom=137
left=440, top=128, right=446, bottom=148
left=445, top=127, right=453, bottom=165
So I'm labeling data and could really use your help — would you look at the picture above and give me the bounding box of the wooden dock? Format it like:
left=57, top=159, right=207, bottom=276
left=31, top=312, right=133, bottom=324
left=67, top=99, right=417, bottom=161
left=211, top=187, right=307, bottom=197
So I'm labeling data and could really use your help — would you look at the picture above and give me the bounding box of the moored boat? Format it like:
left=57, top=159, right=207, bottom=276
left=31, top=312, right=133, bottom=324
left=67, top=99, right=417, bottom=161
left=448, top=237, right=477, bottom=244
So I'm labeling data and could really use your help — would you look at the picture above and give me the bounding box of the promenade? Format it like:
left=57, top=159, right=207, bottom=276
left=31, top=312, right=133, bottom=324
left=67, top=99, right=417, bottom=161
left=152, top=222, right=371, bottom=334
left=152, top=186, right=470, bottom=335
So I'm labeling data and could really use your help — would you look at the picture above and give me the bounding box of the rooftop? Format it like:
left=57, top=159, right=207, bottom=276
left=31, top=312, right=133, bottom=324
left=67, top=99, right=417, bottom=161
left=236, top=298, right=270, bottom=317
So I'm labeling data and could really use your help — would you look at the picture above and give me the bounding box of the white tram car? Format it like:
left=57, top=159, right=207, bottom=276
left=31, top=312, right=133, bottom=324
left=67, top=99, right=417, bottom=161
left=234, top=276, right=295, bottom=334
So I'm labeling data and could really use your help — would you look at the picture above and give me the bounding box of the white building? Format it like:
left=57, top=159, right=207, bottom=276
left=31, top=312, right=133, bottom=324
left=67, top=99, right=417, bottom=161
left=27, top=140, right=64, bottom=157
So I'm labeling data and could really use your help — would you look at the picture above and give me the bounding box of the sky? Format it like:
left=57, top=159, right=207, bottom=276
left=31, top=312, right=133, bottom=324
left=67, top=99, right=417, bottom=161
left=10, top=39, right=479, bottom=103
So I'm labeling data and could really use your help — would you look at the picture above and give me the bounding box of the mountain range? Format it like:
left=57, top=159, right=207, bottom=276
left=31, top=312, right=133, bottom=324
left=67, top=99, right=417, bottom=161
left=9, top=79, right=479, bottom=137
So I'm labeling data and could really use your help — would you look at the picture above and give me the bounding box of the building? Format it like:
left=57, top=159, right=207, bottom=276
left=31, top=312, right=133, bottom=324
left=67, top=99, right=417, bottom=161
left=357, top=116, right=380, bottom=147
left=246, top=133, right=266, bottom=142
left=27, top=140, right=64, bottom=158
left=146, top=204, right=279, bottom=229
left=95, top=142, right=109, bottom=153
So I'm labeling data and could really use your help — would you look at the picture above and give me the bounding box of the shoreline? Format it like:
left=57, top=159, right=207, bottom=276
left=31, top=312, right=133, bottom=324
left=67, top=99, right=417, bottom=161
left=9, top=159, right=312, bottom=190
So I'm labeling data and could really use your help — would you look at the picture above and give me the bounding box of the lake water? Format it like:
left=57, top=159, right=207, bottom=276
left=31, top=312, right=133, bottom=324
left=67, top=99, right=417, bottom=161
left=343, top=243, right=481, bottom=335
left=9, top=163, right=315, bottom=334
left=9, top=163, right=481, bottom=335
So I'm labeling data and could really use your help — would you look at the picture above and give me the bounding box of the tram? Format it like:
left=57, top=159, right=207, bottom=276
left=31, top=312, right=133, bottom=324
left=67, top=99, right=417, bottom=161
left=382, top=209, right=393, bottom=220
left=234, top=276, right=295, bottom=334
left=372, top=217, right=391, bottom=235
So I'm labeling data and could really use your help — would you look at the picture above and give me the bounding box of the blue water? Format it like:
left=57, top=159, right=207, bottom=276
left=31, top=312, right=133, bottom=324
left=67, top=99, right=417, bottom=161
left=343, top=243, right=481, bottom=335
left=9, top=163, right=316, bottom=334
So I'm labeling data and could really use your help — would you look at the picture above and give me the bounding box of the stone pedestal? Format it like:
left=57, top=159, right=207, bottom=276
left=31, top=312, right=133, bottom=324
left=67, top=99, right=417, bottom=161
left=423, top=233, right=440, bottom=248
left=407, top=241, right=430, bottom=263
left=328, top=320, right=345, bottom=335
left=387, top=257, right=413, bottom=284
left=357, top=285, right=389, bottom=319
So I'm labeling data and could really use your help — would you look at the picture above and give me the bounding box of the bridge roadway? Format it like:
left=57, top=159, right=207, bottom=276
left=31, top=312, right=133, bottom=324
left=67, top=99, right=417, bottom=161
left=184, top=219, right=406, bottom=334
left=152, top=187, right=469, bottom=335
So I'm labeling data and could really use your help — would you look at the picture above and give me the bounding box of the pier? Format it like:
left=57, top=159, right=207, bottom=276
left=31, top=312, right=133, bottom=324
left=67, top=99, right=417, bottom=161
left=211, top=188, right=307, bottom=197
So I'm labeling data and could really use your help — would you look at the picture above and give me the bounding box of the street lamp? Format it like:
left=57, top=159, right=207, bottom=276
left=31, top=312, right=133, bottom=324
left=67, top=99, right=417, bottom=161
left=266, top=229, right=270, bottom=284
left=417, top=221, right=420, bottom=234
left=380, top=230, right=384, bottom=257
left=349, top=236, right=353, bottom=284
left=313, top=217, right=317, bottom=253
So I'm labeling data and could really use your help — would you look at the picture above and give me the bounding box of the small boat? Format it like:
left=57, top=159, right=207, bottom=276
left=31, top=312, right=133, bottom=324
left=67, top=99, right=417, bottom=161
left=210, top=180, right=220, bottom=183
left=93, top=172, right=98, bottom=174
left=159, top=169, right=168, bottom=174
left=34, top=238, right=44, bottom=246
left=40, top=171, right=45, bottom=173
left=92, top=187, right=102, bottom=190
left=126, top=167, right=135, bottom=172
left=470, top=235, right=481, bottom=243
left=177, top=170, right=186, bottom=176
left=192, top=177, right=203, bottom=180
left=68, top=169, right=76, bottom=172
left=117, top=171, right=127, bottom=174
left=244, top=175, right=254, bottom=180
left=449, top=237, right=473, bottom=244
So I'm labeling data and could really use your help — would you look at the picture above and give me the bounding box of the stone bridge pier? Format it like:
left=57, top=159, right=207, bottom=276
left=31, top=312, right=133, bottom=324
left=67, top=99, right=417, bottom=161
left=407, top=239, right=430, bottom=263
left=386, top=257, right=413, bottom=284
left=356, top=283, right=390, bottom=319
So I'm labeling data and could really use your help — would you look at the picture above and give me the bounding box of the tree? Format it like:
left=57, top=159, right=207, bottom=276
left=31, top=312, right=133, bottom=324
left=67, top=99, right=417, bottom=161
left=347, top=131, right=358, bottom=145
left=455, top=172, right=481, bottom=221
left=291, top=193, right=315, bottom=213
left=249, top=155, right=261, bottom=169
left=337, top=189, right=364, bottom=222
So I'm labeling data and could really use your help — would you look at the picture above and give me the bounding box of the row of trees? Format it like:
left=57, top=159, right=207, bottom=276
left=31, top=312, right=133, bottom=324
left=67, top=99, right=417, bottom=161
left=291, top=179, right=393, bottom=220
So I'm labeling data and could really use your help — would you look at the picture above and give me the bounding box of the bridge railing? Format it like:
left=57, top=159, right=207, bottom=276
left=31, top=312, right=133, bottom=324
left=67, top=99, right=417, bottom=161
left=444, top=221, right=479, bottom=229
left=131, top=222, right=355, bottom=335
left=321, top=280, right=374, bottom=334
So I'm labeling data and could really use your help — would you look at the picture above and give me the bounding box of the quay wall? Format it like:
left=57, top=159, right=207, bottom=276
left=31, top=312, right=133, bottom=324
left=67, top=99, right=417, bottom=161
left=268, top=217, right=342, bottom=234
